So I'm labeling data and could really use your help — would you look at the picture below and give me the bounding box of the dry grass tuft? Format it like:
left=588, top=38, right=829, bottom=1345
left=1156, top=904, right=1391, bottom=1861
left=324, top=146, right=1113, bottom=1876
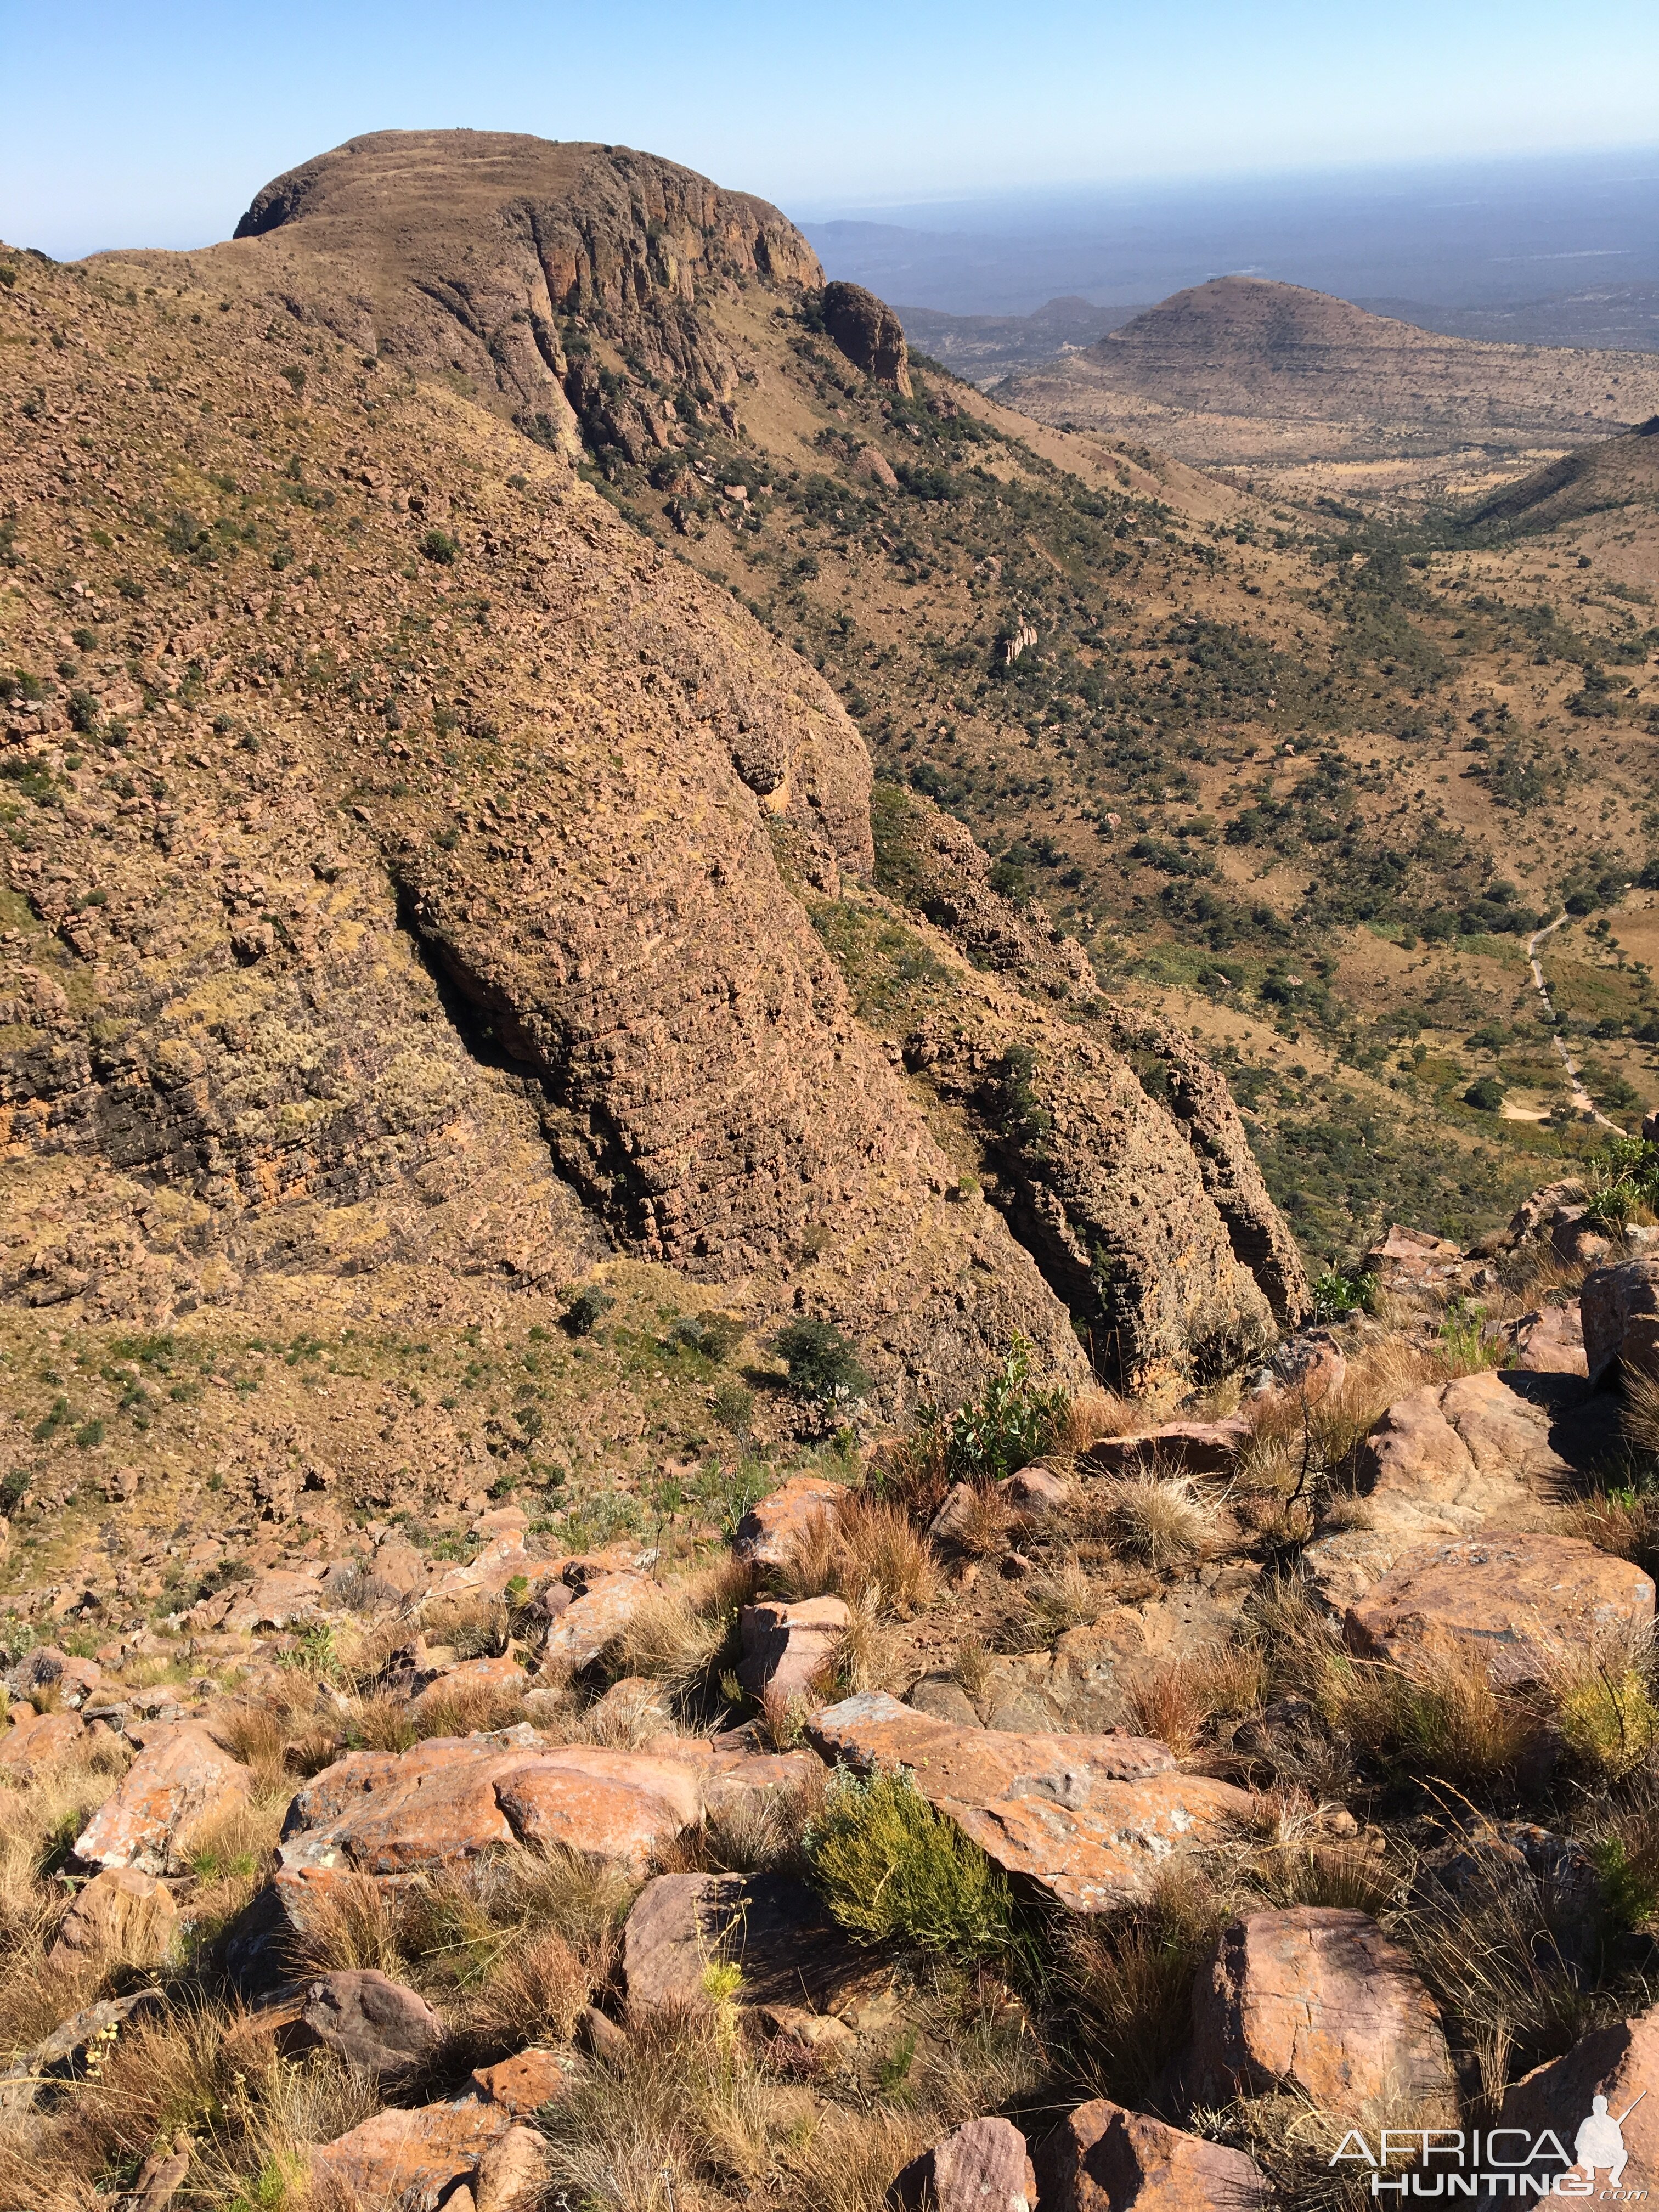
left=1054, top=1387, right=1144, bottom=1451
left=774, top=1494, right=938, bottom=1620
left=1623, top=1364, right=1659, bottom=1459
left=1122, top=1643, right=1268, bottom=1756
left=411, top=1677, right=528, bottom=1741
left=346, top=1691, right=419, bottom=1753
left=1081, top=1471, right=1209, bottom=1567
left=1056, top=1864, right=1222, bottom=2106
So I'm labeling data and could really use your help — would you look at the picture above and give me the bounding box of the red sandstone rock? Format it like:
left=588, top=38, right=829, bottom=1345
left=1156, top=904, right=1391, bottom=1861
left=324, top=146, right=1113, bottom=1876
left=733, top=1476, right=847, bottom=1566
left=311, top=2099, right=510, bottom=2212
left=469, top=2047, right=567, bottom=2115
left=1365, top=1224, right=1463, bottom=1284
left=1084, top=1418, right=1250, bottom=1477
left=809, top=1693, right=1249, bottom=1910
left=73, top=1721, right=252, bottom=1875
left=1036, top=2097, right=1267, bottom=2211
left=623, top=1870, right=871, bottom=2021
left=1583, top=1256, right=1659, bottom=1386
left=1345, top=1532, right=1655, bottom=1684
left=49, top=1865, right=177, bottom=1966
left=408, top=1655, right=528, bottom=1722
left=736, top=1596, right=848, bottom=1701
left=298, top=1968, right=444, bottom=2080
left=1498, top=1999, right=1659, bottom=2193
left=542, top=1571, right=653, bottom=1668
left=1190, top=1908, right=1457, bottom=2122
left=890, top=2116, right=1036, bottom=2211
left=0, top=1705, right=87, bottom=1777
left=224, top=1568, right=325, bottom=1630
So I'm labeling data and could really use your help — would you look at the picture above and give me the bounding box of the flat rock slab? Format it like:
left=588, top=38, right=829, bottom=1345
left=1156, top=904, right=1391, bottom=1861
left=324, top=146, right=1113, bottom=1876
left=311, top=2098, right=511, bottom=2212
left=1345, top=1532, right=1655, bottom=1684
left=275, top=1732, right=704, bottom=1918
left=1190, top=1907, right=1457, bottom=2123
left=1355, top=1369, right=1603, bottom=1539
left=733, top=1475, right=845, bottom=1566
left=810, top=1692, right=1249, bottom=1911
left=624, top=1870, right=875, bottom=2021
left=1035, top=2097, right=1267, bottom=2211
left=72, top=1720, right=252, bottom=1875
left=890, top=2116, right=1036, bottom=2212
left=1084, top=1417, right=1250, bottom=1477
left=470, top=2047, right=567, bottom=2115
left=1509, top=1305, right=1588, bottom=1377
left=1499, top=1999, right=1659, bottom=2191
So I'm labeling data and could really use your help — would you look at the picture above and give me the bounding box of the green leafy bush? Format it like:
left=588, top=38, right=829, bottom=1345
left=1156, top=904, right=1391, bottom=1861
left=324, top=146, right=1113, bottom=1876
left=1464, top=1075, right=1505, bottom=1110
left=804, top=1769, right=1011, bottom=1957
left=771, top=1317, right=869, bottom=1404
left=1311, top=1267, right=1376, bottom=1322
left=421, top=528, right=459, bottom=565
left=562, top=1285, right=612, bottom=1336
left=947, top=1333, right=1065, bottom=1483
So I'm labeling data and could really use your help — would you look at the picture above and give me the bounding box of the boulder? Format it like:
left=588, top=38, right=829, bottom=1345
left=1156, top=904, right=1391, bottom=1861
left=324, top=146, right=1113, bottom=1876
left=1190, top=1908, right=1457, bottom=2123
left=889, top=2117, right=1036, bottom=2212
left=999, top=1463, right=1072, bottom=1519
left=72, top=1721, right=252, bottom=1875
left=736, top=1596, right=849, bottom=1701
left=0, top=1704, right=88, bottom=1776
left=850, top=443, right=900, bottom=489
left=733, top=1475, right=847, bottom=1566
left=311, top=2099, right=511, bottom=2212
left=275, top=1733, right=703, bottom=1914
left=1497, top=1999, right=1659, bottom=2192
left=1502, top=1178, right=1589, bottom=1248
left=408, top=1655, right=528, bottom=1722
left=1364, top=1224, right=1463, bottom=1285
left=223, top=1569, right=325, bottom=1631
left=475, top=2124, right=551, bottom=2212
left=434, top=1527, right=534, bottom=1600
left=9, top=1643, right=103, bottom=1707
left=370, top=1537, right=426, bottom=1598
left=623, top=1870, right=872, bottom=2021
left=822, top=280, right=913, bottom=394
left=907, top=1673, right=984, bottom=1728
left=1583, top=1256, right=1659, bottom=1386
left=49, top=1865, right=177, bottom=1967
left=1084, top=1418, right=1250, bottom=1478
left=1506, top=1305, right=1588, bottom=1378
left=298, top=1967, right=444, bottom=2080
left=542, top=1570, right=652, bottom=1668
left=1352, top=1370, right=1584, bottom=1538
left=809, top=1693, right=1251, bottom=1910
left=1267, top=1329, right=1347, bottom=1406
left=469, top=2047, right=567, bottom=2115
left=1345, top=1532, right=1655, bottom=1685
left=1035, top=2097, right=1267, bottom=2211
left=1552, top=1207, right=1611, bottom=1267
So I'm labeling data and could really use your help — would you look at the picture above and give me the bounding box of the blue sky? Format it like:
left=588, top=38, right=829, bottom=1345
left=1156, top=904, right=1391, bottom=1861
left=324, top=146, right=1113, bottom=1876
left=6, top=0, right=1659, bottom=260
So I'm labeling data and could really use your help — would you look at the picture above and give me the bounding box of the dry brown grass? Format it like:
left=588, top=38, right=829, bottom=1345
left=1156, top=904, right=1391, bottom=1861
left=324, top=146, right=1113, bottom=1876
left=774, top=1495, right=938, bottom=1620
left=949, top=1482, right=1014, bottom=1558
left=607, top=1564, right=748, bottom=1701
left=1056, top=1863, right=1222, bottom=2107
left=1053, top=1386, right=1144, bottom=1451
left=1121, top=1643, right=1268, bottom=1756
left=410, top=1677, right=529, bottom=1740
left=1623, top=1364, right=1659, bottom=1458
left=1079, top=1471, right=1210, bottom=1567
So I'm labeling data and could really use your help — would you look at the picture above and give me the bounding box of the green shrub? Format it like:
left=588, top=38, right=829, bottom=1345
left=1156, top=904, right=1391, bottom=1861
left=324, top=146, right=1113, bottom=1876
left=772, top=1317, right=869, bottom=1404
left=1311, top=1266, right=1376, bottom=1322
left=1464, top=1075, right=1505, bottom=1110
left=947, top=1333, right=1065, bottom=1483
left=421, top=528, right=459, bottom=565
left=563, top=1285, right=612, bottom=1336
left=804, top=1769, right=1011, bottom=1957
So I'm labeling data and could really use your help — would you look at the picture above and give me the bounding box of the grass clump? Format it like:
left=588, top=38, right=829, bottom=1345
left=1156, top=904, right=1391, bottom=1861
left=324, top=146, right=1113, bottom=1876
left=804, top=1769, right=1011, bottom=1960
left=1085, top=1471, right=1209, bottom=1567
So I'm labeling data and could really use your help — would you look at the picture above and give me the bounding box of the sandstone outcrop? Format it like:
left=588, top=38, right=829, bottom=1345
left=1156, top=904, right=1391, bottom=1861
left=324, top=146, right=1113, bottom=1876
left=1085, top=1417, right=1250, bottom=1476
left=1583, top=1255, right=1659, bottom=1385
left=1345, top=1532, right=1654, bottom=1683
left=809, top=1692, right=1251, bottom=1909
left=734, top=1476, right=847, bottom=1565
left=622, top=1870, right=871, bottom=2021
left=1035, top=2097, right=1267, bottom=2211
left=736, top=1595, right=849, bottom=1701
left=311, top=2098, right=514, bottom=2212
left=48, top=1865, right=177, bottom=1967
left=1498, top=2001, right=1659, bottom=2190
left=1190, top=1907, right=1458, bottom=2122
left=822, top=281, right=913, bottom=395
left=1351, top=1368, right=1604, bottom=1538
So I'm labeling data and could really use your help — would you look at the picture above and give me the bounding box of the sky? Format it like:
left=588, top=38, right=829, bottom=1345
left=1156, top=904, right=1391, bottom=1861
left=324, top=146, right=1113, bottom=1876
left=5, top=0, right=1659, bottom=261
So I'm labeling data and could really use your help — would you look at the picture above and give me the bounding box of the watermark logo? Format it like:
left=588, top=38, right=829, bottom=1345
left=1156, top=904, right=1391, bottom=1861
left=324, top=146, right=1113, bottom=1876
left=1330, top=2095, right=1647, bottom=2198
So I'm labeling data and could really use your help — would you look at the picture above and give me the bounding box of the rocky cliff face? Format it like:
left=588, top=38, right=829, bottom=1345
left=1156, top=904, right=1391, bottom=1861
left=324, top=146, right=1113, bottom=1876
left=821, top=281, right=913, bottom=397
left=223, top=131, right=822, bottom=459
left=0, top=131, right=1304, bottom=1460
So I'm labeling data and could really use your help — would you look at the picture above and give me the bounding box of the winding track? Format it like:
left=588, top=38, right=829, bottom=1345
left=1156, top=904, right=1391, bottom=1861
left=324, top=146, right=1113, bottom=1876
left=1527, top=911, right=1621, bottom=1130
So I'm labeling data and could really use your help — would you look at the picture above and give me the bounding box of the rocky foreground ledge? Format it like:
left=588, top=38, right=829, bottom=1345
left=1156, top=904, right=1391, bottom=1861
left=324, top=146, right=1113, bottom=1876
left=8, top=1177, right=1659, bottom=2204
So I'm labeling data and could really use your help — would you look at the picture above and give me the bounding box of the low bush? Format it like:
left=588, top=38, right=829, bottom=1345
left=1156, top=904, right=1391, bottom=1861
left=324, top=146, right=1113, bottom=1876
left=804, top=1769, right=1011, bottom=1959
